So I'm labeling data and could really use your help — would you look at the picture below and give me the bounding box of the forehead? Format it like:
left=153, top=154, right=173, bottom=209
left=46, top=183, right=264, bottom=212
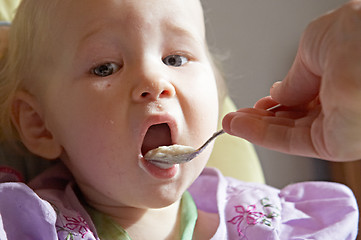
left=52, top=0, right=205, bottom=40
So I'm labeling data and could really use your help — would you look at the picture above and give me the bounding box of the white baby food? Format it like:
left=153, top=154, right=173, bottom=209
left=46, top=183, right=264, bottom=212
left=144, top=144, right=196, bottom=168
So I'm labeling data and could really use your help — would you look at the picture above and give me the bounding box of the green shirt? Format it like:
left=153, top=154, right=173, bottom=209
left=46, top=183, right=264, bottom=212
left=86, top=191, right=198, bottom=240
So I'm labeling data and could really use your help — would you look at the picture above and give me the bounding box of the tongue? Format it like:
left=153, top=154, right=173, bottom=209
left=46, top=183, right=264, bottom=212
left=142, top=124, right=172, bottom=155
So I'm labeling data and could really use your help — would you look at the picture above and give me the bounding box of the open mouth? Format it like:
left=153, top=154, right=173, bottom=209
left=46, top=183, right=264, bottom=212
left=141, top=123, right=172, bottom=156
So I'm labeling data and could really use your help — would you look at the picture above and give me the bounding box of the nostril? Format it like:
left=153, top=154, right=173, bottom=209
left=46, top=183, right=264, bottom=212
left=133, top=80, right=176, bottom=101
left=160, top=90, right=171, bottom=97
left=141, top=92, right=149, bottom=98
left=140, top=90, right=170, bottom=98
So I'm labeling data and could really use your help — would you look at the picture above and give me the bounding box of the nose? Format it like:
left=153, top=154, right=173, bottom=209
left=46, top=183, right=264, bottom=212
left=131, top=64, right=176, bottom=102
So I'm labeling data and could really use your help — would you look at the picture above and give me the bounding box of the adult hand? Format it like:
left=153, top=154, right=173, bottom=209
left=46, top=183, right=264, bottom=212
left=223, top=1, right=361, bottom=161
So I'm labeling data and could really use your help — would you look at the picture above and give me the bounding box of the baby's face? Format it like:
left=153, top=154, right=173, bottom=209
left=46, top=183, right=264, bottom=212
left=39, top=0, right=219, bottom=208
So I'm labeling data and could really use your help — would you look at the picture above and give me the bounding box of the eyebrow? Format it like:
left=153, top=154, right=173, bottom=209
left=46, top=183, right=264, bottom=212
left=165, top=23, right=204, bottom=44
left=79, top=24, right=105, bottom=46
left=77, top=19, right=205, bottom=54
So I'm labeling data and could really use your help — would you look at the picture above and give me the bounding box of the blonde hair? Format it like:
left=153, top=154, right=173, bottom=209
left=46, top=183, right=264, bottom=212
left=0, top=0, right=61, bottom=145
left=0, top=0, right=227, bottom=148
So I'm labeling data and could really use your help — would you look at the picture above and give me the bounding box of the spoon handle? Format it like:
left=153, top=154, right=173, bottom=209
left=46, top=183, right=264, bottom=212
left=196, top=104, right=282, bottom=153
left=196, top=129, right=225, bottom=152
left=266, top=103, right=282, bottom=111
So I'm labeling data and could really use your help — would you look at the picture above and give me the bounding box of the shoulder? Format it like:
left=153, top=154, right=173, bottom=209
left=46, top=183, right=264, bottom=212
left=189, top=167, right=358, bottom=239
left=0, top=182, right=58, bottom=239
left=0, top=164, right=99, bottom=240
left=278, top=181, right=358, bottom=239
left=31, top=164, right=99, bottom=239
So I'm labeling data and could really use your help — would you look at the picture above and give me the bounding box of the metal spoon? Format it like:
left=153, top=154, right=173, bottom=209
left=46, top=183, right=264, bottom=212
left=145, top=129, right=225, bottom=166
left=145, top=104, right=282, bottom=167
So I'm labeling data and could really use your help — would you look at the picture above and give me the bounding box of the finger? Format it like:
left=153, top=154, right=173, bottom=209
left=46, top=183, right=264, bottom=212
left=272, top=2, right=361, bottom=106
left=322, top=44, right=361, bottom=112
left=319, top=5, right=361, bottom=112
left=270, top=52, right=321, bottom=106
left=222, top=110, right=317, bottom=157
left=224, top=106, right=311, bottom=133
left=253, top=96, right=279, bottom=110
left=270, top=8, right=337, bottom=106
left=223, top=108, right=273, bottom=134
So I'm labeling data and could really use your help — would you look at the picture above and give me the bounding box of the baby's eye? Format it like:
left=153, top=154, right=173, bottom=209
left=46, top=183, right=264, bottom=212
left=92, top=63, right=120, bottom=77
left=162, top=55, right=188, bottom=67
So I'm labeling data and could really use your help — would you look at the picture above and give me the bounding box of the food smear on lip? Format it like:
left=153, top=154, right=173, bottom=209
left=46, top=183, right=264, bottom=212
left=144, top=144, right=196, bottom=168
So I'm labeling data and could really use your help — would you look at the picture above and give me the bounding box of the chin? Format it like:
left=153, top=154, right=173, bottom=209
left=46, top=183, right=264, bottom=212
left=141, top=188, right=185, bottom=209
left=144, top=171, right=199, bottom=209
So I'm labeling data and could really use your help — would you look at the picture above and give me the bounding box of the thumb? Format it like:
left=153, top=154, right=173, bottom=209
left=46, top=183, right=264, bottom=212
left=270, top=8, right=336, bottom=106
left=270, top=50, right=320, bottom=107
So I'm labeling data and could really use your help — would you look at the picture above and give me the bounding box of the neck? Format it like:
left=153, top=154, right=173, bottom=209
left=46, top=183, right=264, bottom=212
left=92, top=200, right=182, bottom=240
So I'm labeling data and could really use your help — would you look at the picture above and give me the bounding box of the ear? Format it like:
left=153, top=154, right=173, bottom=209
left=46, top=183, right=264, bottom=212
left=11, top=91, right=62, bottom=160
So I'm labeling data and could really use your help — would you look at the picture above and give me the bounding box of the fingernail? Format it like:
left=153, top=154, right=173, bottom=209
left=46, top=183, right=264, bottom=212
left=270, top=81, right=282, bottom=97
left=222, top=112, right=237, bottom=133
left=271, top=81, right=282, bottom=89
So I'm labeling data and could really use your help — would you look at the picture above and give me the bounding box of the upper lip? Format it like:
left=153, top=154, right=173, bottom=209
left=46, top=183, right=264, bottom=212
left=138, top=113, right=179, bottom=157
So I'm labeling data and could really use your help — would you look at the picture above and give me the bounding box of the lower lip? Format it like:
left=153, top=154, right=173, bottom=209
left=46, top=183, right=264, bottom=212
left=139, top=157, right=179, bottom=179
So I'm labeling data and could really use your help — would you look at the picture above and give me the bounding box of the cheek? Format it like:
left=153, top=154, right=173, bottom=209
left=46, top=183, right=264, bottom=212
left=49, top=108, right=135, bottom=187
left=179, top=66, right=220, bottom=147
left=44, top=94, right=124, bottom=160
left=187, top=67, right=219, bottom=125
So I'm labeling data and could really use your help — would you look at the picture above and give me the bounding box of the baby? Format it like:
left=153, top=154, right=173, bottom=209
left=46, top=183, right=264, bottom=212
left=0, top=0, right=358, bottom=239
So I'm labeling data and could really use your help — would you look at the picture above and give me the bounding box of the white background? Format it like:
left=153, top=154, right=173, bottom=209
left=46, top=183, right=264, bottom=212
left=201, top=0, right=348, bottom=188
